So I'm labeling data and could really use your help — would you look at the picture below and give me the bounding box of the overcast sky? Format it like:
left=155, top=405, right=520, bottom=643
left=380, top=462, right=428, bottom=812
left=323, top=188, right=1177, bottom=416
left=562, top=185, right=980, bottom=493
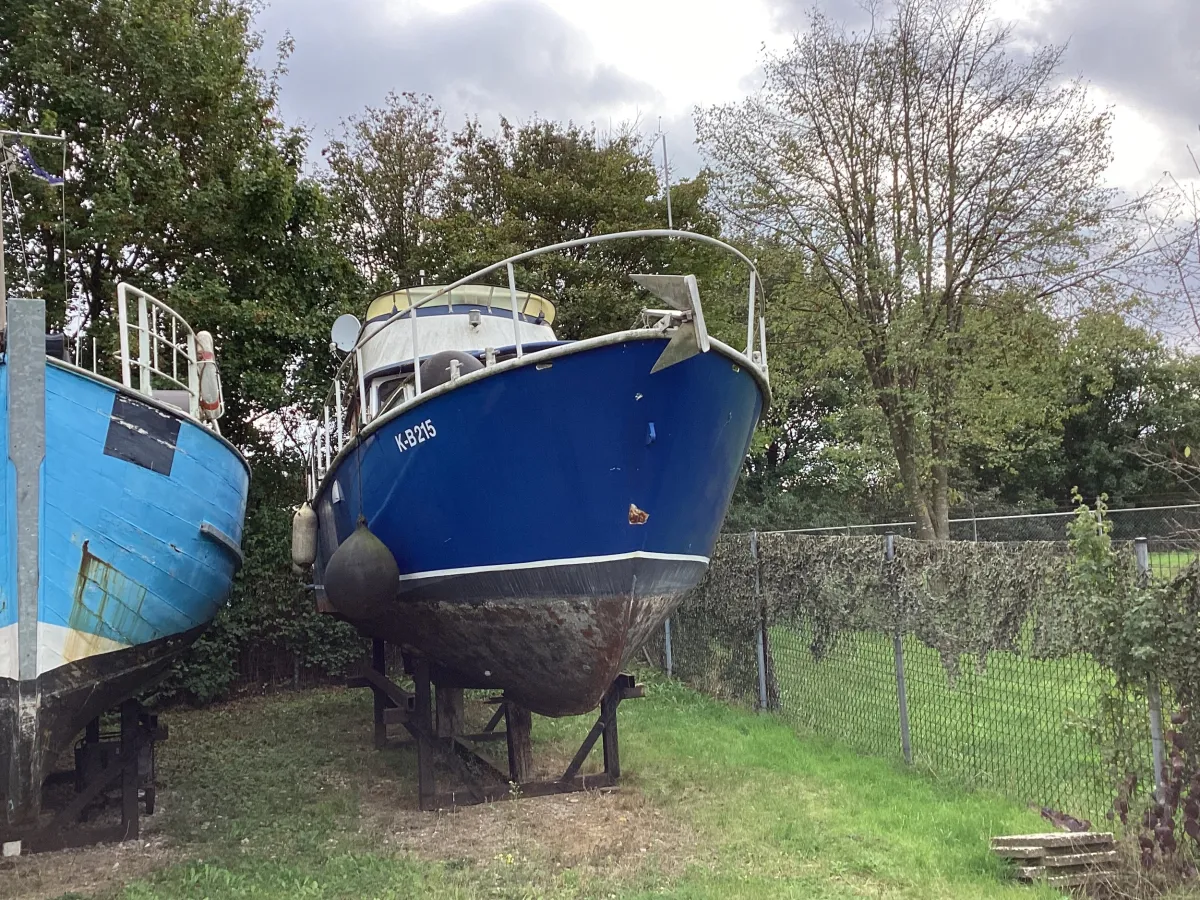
left=253, top=0, right=1199, bottom=191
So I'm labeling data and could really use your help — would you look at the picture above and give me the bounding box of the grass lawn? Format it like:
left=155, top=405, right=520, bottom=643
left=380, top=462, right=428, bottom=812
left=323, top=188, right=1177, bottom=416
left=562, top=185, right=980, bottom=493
left=5, top=675, right=1067, bottom=900
left=1150, top=550, right=1196, bottom=581
left=767, top=625, right=1112, bottom=820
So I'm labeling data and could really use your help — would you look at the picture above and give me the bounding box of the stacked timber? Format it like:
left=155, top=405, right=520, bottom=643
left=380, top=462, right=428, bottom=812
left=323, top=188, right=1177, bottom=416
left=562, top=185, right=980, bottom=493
left=991, top=832, right=1117, bottom=889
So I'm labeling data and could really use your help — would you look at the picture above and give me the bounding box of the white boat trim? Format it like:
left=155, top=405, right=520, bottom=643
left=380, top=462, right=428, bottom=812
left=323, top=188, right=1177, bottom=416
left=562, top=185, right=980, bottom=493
left=37, top=622, right=130, bottom=677
left=0, top=621, right=134, bottom=681
left=0, top=624, right=15, bottom=681
left=396, top=550, right=711, bottom=583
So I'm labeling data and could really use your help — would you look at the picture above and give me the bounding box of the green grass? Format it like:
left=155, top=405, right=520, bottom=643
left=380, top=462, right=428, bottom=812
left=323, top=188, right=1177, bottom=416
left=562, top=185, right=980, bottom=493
left=1150, top=550, right=1196, bottom=581
left=767, top=625, right=1111, bottom=820
left=29, top=676, right=1070, bottom=900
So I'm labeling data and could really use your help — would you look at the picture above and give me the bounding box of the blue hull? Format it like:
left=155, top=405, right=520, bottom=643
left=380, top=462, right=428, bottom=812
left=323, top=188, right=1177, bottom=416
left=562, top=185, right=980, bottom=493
left=1, top=360, right=249, bottom=824
left=315, top=335, right=763, bottom=714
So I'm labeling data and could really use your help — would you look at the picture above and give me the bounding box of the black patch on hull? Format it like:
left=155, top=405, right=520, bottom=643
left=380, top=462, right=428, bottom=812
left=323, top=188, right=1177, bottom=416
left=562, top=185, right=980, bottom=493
left=103, top=393, right=181, bottom=475
left=0, top=624, right=205, bottom=827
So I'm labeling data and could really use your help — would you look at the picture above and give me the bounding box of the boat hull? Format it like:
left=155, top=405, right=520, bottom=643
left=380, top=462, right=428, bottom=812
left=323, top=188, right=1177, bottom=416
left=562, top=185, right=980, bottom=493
left=315, top=335, right=763, bottom=715
left=1, top=360, right=249, bottom=827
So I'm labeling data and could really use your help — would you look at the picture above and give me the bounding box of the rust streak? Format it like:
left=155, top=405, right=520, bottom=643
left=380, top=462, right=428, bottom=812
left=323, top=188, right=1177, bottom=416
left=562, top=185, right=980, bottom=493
left=65, top=541, right=150, bottom=663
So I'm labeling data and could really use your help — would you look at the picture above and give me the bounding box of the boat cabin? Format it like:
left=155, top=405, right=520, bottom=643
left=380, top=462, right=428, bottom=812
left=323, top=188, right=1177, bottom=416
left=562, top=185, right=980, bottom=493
left=354, top=284, right=560, bottom=421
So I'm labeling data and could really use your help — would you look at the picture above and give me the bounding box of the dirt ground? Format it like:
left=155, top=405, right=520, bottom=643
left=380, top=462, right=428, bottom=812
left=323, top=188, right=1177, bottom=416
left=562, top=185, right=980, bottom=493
left=1, top=814, right=176, bottom=900
left=2, top=733, right=700, bottom=900
left=363, top=777, right=699, bottom=877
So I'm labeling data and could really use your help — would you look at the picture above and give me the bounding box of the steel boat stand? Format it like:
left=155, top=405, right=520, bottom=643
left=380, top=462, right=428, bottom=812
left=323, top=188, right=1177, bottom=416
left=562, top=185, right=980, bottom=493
left=0, top=699, right=165, bottom=855
left=348, top=638, right=644, bottom=811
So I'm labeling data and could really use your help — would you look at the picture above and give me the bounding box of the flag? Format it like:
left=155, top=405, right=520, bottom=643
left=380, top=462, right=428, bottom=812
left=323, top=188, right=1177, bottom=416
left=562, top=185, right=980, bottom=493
left=0, top=141, right=64, bottom=185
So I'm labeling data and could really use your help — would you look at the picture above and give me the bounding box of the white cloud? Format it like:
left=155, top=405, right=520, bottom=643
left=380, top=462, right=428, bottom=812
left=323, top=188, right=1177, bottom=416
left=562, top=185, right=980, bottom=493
left=256, top=0, right=1196, bottom=191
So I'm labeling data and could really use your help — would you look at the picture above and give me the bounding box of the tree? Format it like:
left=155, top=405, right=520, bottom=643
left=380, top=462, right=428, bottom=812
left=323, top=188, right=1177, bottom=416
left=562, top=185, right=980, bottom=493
left=697, top=0, right=1160, bottom=538
left=322, top=92, right=448, bottom=291
left=0, top=0, right=364, bottom=445
left=428, top=117, right=751, bottom=344
left=1057, top=315, right=1200, bottom=506
left=1, top=0, right=367, bottom=699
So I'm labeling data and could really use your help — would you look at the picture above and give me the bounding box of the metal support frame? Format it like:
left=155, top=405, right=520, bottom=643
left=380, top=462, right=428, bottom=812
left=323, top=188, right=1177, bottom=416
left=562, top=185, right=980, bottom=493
left=1135, top=537, right=1167, bottom=803
left=0, top=699, right=166, bottom=854
left=348, top=640, right=643, bottom=811
left=886, top=533, right=913, bottom=765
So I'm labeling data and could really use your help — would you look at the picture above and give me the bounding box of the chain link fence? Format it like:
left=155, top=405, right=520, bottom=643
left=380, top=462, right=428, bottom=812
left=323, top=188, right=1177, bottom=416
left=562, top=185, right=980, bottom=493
left=659, top=521, right=1198, bottom=823
left=790, top=504, right=1200, bottom=580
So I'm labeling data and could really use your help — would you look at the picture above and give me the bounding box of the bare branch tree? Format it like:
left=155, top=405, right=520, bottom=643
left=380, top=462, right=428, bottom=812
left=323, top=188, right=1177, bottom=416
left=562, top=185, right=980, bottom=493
left=698, top=0, right=1170, bottom=538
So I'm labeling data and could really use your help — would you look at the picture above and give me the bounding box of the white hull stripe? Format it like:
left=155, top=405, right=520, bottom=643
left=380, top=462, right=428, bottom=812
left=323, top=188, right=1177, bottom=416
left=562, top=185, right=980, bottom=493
left=0, top=624, right=15, bottom=681
left=395, top=550, right=710, bottom=583
left=0, top=622, right=131, bottom=682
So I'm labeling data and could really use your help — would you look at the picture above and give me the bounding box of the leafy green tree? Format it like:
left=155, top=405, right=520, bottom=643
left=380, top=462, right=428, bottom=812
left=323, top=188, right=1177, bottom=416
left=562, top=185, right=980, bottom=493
left=322, top=92, right=448, bottom=292
left=1056, top=315, right=1200, bottom=506
left=1, top=0, right=366, bottom=700
left=433, top=118, right=742, bottom=341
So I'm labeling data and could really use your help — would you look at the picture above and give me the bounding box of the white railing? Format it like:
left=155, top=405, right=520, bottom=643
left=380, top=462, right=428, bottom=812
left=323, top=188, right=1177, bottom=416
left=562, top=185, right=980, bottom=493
left=306, top=229, right=772, bottom=496
left=115, top=282, right=224, bottom=432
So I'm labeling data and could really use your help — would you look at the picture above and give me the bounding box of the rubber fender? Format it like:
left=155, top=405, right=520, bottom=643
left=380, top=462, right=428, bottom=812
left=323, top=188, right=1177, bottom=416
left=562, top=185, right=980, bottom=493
left=291, top=502, right=318, bottom=568
left=322, top=517, right=400, bottom=621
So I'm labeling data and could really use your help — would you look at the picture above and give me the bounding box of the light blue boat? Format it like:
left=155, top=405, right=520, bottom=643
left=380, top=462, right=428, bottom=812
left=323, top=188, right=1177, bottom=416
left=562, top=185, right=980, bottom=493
left=1, top=284, right=249, bottom=829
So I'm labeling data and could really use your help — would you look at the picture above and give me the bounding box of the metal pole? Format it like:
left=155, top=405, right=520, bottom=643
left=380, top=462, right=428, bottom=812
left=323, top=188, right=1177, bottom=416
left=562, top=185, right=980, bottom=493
left=759, top=316, right=768, bottom=376
left=746, top=271, right=756, bottom=358
left=660, top=125, right=673, bottom=230
left=1136, top=537, right=1166, bottom=802
left=355, top=348, right=370, bottom=422
left=507, top=262, right=523, bottom=359
left=663, top=618, right=673, bottom=679
left=0, top=128, right=67, bottom=141
left=1149, top=682, right=1166, bottom=804
left=888, top=533, right=913, bottom=764
left=752, top=530, right=768, bottom=710
left=0, top=139, right=6, bottom=334
left=334, top=381, right=344, bottom=452
left=408, top=305, right=422, bottom=396
left=8, top=299, right=46, bottom=833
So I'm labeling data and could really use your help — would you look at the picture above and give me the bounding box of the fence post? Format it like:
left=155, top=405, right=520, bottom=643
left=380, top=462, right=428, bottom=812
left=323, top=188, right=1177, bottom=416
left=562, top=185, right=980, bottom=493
left=1136, top=536, right=1166, bottom=803
left=663, top=618, right=673, bottom=679
left=888, top=533, right=913, bottom=765
left=752, top=530, right=769, bottom=711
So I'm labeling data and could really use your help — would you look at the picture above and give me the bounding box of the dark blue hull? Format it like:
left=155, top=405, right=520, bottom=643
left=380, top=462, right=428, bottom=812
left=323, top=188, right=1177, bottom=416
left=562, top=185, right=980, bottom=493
left=315, top=335, right=763, bottom=714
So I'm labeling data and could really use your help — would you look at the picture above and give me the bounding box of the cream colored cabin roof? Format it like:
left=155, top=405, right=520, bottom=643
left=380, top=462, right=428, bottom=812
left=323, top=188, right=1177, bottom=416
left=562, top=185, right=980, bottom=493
left=367, top=285, right=556, bottom=325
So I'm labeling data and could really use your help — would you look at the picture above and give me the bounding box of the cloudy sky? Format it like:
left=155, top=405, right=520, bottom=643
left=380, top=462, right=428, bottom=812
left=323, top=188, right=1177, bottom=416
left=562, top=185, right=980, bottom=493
left=253, top=0, right=1198, bottom=191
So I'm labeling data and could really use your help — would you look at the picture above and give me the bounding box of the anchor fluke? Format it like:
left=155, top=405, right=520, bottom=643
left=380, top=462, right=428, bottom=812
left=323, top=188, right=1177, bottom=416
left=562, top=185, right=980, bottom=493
left=630, top=273, right=710, bottom=372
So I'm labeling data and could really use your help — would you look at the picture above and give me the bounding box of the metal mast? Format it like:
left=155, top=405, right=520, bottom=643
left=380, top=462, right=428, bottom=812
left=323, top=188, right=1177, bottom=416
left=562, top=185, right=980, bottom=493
left=0, top=129, right=69, bottom=335
left=659, top=119, right=673, bottom=230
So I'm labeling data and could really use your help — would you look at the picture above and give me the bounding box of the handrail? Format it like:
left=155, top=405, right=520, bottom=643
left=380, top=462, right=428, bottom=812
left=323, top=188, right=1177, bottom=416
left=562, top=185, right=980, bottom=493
left=306, top=229, right=771, bottom=495
left=115, top=282, right=225, bottom=432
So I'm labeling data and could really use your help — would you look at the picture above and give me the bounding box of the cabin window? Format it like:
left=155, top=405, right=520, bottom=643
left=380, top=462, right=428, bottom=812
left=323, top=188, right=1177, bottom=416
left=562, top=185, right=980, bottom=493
left=371, top=375, right=412, bottom=416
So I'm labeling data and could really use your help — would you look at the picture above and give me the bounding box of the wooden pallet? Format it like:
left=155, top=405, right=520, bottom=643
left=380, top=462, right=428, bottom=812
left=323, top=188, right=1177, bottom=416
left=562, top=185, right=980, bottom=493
left=991, top=833, right=1118, bottom=889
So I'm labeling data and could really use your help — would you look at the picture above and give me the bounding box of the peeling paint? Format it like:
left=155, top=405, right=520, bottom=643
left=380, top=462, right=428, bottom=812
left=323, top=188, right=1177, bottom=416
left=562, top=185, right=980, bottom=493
left=65, top=541, right=153, bottom=663
left=628, top=504, right=649, bottom=525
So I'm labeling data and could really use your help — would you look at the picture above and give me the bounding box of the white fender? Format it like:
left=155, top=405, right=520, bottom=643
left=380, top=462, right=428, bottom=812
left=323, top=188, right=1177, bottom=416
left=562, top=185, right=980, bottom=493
left=291, top=502, right=318, bottom=568
left=196, top=330, right=224, bottom=420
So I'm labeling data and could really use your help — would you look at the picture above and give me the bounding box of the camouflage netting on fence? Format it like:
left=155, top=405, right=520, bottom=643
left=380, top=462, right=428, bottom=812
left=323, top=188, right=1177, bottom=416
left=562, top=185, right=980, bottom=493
left=667, top=533, right=761, bottom=703
left=664, top=532, right=1165, bottom=822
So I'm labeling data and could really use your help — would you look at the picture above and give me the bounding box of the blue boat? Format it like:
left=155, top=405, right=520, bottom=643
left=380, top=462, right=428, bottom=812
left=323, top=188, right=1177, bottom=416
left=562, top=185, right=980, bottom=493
left=298, top=230, right=769, bottom=716
left=0, top=284, right=249, bottom=829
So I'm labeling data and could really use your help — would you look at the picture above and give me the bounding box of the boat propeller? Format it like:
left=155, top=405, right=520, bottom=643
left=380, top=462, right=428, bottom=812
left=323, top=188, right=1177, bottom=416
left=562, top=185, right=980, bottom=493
left=629, top=274, right=710, bottom=373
